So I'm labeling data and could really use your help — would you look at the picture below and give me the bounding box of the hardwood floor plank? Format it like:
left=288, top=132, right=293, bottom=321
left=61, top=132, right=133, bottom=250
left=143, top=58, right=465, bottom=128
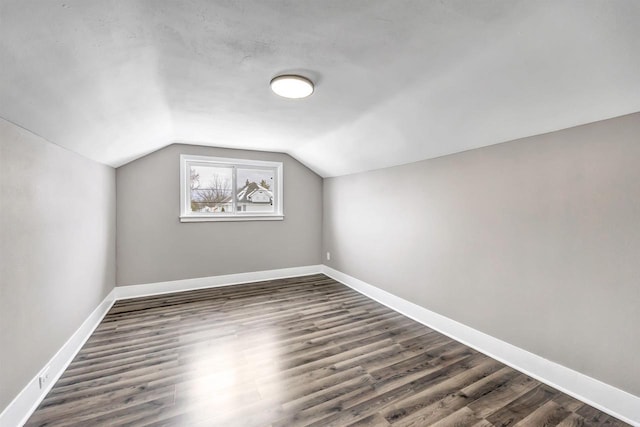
left=428, top=406, right=482, bottom=427
left=513, top=400, right=572, bottom=426
left=347, top=413, right=392, bottom=426
left=383, top=367, right=518, bottom=426
left=382, top=358, right=504, bottom=426
left=466, top=372, right=540, bottom=418
left=485, top=384, right=559, bottom=426
left=25, top=274, right=629, bottom=427
left=557, top=413, right=590, bottom=427
left=471, top=420, right=497, bottom=427
left=576, top=404, right=629, bottom=426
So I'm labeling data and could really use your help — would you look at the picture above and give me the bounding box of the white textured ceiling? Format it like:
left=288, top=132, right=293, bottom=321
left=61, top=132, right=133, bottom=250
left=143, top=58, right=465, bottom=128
left=1, top=1, right=639, bottom=177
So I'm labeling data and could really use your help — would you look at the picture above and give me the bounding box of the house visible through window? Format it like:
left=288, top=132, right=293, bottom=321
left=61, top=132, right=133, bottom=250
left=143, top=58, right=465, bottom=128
left=180, top=154, right=283, bottom=222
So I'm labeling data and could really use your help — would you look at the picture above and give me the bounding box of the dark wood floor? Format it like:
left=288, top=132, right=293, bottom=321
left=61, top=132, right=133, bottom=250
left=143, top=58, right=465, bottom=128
left=26, top=274, right=628, bottom=426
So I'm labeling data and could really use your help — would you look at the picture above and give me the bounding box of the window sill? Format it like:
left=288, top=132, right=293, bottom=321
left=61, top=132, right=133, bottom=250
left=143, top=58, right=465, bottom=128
left=180, top=215, right=284, bottom=223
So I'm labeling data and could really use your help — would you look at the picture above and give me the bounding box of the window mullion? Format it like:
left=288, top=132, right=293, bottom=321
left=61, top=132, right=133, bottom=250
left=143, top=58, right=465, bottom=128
left=232, top=166, right=237, bottom=215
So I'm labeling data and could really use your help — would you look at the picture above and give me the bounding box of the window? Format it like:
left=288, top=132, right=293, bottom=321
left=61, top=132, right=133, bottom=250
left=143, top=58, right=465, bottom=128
left=180, top=155, right=283, bottom=222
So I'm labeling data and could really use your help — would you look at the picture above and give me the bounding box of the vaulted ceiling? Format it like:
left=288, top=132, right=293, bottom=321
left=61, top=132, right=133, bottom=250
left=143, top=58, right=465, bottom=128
left=1, top=1, right=639, bottom=177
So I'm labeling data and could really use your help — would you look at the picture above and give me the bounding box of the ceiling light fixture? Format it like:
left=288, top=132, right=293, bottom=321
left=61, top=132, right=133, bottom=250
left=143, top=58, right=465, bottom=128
left=270, top=75, right=314, bottom=99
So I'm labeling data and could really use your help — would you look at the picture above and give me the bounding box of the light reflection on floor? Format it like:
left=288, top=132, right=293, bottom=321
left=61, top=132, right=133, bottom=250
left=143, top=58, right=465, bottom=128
left=180, top=330, right=284, bottom=425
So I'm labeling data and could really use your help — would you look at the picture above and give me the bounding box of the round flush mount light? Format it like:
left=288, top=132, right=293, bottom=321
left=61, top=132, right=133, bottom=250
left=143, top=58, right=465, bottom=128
left=270, top=75, right=314, bottom=99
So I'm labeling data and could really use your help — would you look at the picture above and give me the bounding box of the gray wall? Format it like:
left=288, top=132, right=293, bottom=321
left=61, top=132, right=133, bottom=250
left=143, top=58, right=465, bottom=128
left=0, top=118, right=116, bottom=412
left=323, top=112, right=640, bottom=396
left=116, top=144, right=322, bottom=285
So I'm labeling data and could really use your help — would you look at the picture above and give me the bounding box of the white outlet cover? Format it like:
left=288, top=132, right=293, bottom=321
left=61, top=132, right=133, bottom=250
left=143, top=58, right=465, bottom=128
left=38, top=366, right=50, bottom=389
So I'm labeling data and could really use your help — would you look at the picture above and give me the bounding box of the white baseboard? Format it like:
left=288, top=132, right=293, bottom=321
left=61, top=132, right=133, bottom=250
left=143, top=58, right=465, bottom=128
left=321, top=265, right=640, bottom=427
left=0, top=289, right=117, bottom=427
left=115, top=265, right=323, bottom=300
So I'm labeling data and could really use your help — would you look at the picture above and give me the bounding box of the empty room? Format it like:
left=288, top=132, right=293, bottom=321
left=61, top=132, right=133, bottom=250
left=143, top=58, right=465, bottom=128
left=1, top=1, right=639, bottom=426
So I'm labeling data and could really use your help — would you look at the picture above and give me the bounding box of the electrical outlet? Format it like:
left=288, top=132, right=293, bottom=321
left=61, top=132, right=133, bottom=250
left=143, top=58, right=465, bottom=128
left=326, top=251, right=331, bottom=261
left=38, top=366, right=50, bottom=389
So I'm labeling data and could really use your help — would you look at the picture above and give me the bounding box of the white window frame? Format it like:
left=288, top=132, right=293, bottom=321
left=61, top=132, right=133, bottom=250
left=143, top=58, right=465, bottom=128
left=180, top=154, right=284, bottom=222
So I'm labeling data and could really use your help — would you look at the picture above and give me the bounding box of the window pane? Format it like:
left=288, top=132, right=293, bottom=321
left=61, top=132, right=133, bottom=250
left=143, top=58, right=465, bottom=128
left=236, top=168, right=275, bottom=213
left=189, top=165, right=233, bottom=213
